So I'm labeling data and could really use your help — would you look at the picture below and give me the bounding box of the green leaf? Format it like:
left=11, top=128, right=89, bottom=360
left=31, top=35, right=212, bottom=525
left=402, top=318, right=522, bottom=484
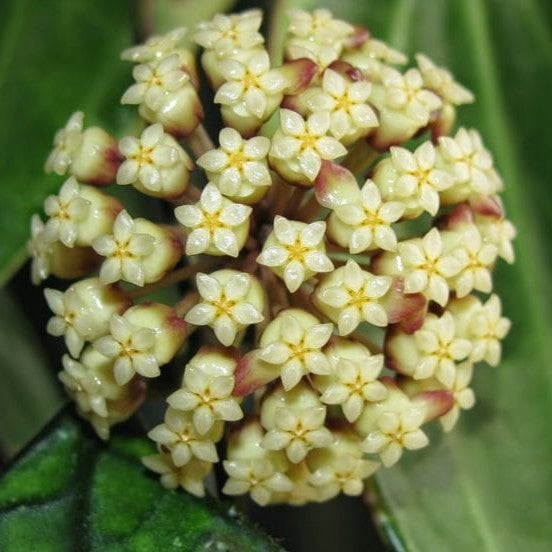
left=0, top=410, right=281, bottom=552
left=0, top=0, right=138, bottom=285
left=304, top=0, right=552, bottom=549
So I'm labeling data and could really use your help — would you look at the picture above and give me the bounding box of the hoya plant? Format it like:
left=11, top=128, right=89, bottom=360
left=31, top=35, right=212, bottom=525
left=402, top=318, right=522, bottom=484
left=1, top=1, right=550, bottom=550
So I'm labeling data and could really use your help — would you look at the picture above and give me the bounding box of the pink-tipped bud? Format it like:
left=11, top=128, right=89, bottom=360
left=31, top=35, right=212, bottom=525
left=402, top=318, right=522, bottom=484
left=315, top=161, right=360, bottom=209
left=379, top=277, right=427, bottom=333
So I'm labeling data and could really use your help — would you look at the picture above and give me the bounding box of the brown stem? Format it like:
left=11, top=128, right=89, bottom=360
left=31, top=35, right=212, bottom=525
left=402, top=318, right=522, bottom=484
left=269, top=175, right=296, bottom=218
left=174, top=291, right=200, bottom=317
left=171, top=184, right=203, bottom=206
left=261, top=267, right=290, bottom=317
left=342, top=142, right=380, bottom=175
left=294, top=191, right=323, bottom=222
left=128, top=257, right=223, bottom=299
left=186, top=124, right=215, bottom=158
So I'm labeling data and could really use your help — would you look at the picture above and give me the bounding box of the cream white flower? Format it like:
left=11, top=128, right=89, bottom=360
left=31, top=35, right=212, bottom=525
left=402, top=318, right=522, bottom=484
left=321, top=355, right=387, bottom=423
left=223, top=456, right=293, bottom=506
left=193, top=10, right=264, bottom=55
left=167, top=366, right=243, bottom=435
left=341, top=38, right=407, bottom=82
left=93, top=314, right=158, bottom=385
left=121, top=27, right=188, bottom=62
left=257, top=216, right=333, bottom=292
left=287, top=8, right=354, bottom=46
left=448, top=225, right=498, bottom=297
left=258, top=309, right=333, bottom=390
left=361, top=404, right=429, bottom=467
left=92, top=210, right=154, bottom=287
left=262, top=405, right=334, bottom=463
left=314, top=260, right=392, bottom=335
left=148, top=408, right=222, bottom=466
left=269, top=110, right=347, bottom=185
left=476, top=216, right=516, bottom=264
left=306, top=69, right=378, bottom=143
left=215, top=51, right=286, bottom=120
left=438, top=128, right=502, bottom=203
left=44, top=278, right=128, bottom=358
left=374, top=142, right=454, bottom=217
left=121, top=54, right=190, bottom=111
left=416, top=53, right=474, bottom=105
left=285, top=38, right=341, bottom=73
left=142, top=453, right=212, bottom=497
left=387, top=312, right=472, bottom=388
left=44, top=111, right=84, bottom=175
left=28, top=215, right=53, bottom=284
left=398, top=228, right=465, bottom=306
left=117, top=123, right=193, bottom=197
left=185, top=270, right=264, bottom=346
left=174, top=183, right=252, bottom=257
left=439, top=362, right=476, bottom=431
left=328, top=179, right=404, bottom=253
left=197, top=128, right=271, bottom=204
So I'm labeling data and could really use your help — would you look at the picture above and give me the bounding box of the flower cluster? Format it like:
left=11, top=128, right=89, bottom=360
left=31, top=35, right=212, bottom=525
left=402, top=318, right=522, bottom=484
left=30, top=8, right=515, bottom=506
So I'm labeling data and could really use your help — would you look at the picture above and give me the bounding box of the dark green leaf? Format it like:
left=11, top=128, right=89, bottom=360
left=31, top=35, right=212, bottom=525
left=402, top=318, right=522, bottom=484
left=0, top=410, right=281, bottom=552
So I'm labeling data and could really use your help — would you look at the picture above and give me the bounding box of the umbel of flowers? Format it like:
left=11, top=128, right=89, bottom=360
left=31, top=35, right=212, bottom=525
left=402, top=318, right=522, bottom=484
left=29, top=8, right=515, bottom=505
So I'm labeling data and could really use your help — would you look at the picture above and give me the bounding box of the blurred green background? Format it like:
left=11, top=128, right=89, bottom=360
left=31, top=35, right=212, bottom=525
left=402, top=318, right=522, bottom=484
left=1, top=0, right=551, bottom=550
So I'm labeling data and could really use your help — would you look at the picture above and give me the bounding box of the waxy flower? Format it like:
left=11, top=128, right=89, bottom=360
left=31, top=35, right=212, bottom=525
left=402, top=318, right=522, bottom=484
left=175, top=183, right=252, bottom=257
left=44, top=111, right=120, bottom=185
left=313, top=337, right=388, bottom=422
left=373, top=142, right=454, bottom=218
left=269, top=110, right=347, bottom=185
left=92, top=210, right=182, bottom=287
left=185, top=270, right=264, bottom=346
left=197, top=128, right=271, bottom=204
left=43, top=177, right=121, bottom=247
left=327, top=179, right=404, bottom=253
left=476, top=215, right=516, bottom=264
left=360, top=402, right=429, bottom=467
left=448, top=294, right=511, bottom=366
left=148, top=408, right=222, bottom=466
left=306, top=69, right=378, bottom=144
left=386, top=312, right=472, bottom=388
left=59, top=347, right=145, bottom=439
left=370, top=67, right=442, bottom=149
left=117, top=123, right=194, bottom=198
left=257, top=309, right=333, bottom=390
left=438, top=128, right=502, bottom=203
left=314, top=260, right=392, bottom=335
left=142, top=453, right=212, bottom=497
left=287, top=8, right=354, bottom=46
left=307, top=430, right=379, bottom=499
left=257, top=216, right=333, bottom=292
left=168, top=349, right=243, bottom=435
left=215, top=51, right=287, bottom=134
left=439, top=362, right=476, bottom=431
left=44, top=277, right=129, bottom=358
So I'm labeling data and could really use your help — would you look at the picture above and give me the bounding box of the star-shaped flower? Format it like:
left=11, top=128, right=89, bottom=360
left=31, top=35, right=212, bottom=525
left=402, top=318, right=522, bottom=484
left=398, top=227, right=465, bottom=306
left=376, top=141, right=454, bottom=217
left=257, top=216, right=333, bottom=292
left=261, top=405, right=334, bottom=463
left=476, top=216, right=516, bottom=264
left=175, top=183, right=252, bottom=257
left=287, top=8, right=354, bottom=46
left=28, top=215, right=53, bottom=285
left=193, top=10, right=264, bottom=55
left=92, top=210, right=155, bottom=287
left=44, top=111, right=84, bottom=176
left=416, top=53, right=474, bottom=106
left=438, top=127, right=502, bottom=203
left=148, top=407, right=222, bottom=466
left=269, top=109, right=347, bottom=185
left=306, top=69, right=378, bottom=144
left=117, top=123, right=193, bottom=197
left=361, top=404, right=429, bottom=467
left=328, top=179, right=404, bottom=253
left=314, top=260, right=392, bottom=335
left=258, top=309, right=333, bottom=390
left=142, top=453, right=212, bottom=497
left=185, top=270, right=264, bottom=346
left=121, top=54, right=190, bottom=111
left=215, top=51, right=287, bottom=120
left=167, top=366, right=243, bottom=435
left=121, top=27, right=188, bottom=62
left=197, top=128, right=271, bottom=203
left=93, top=314, right=158, bottom=385
left=449, top=225, right=498, bottom=297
